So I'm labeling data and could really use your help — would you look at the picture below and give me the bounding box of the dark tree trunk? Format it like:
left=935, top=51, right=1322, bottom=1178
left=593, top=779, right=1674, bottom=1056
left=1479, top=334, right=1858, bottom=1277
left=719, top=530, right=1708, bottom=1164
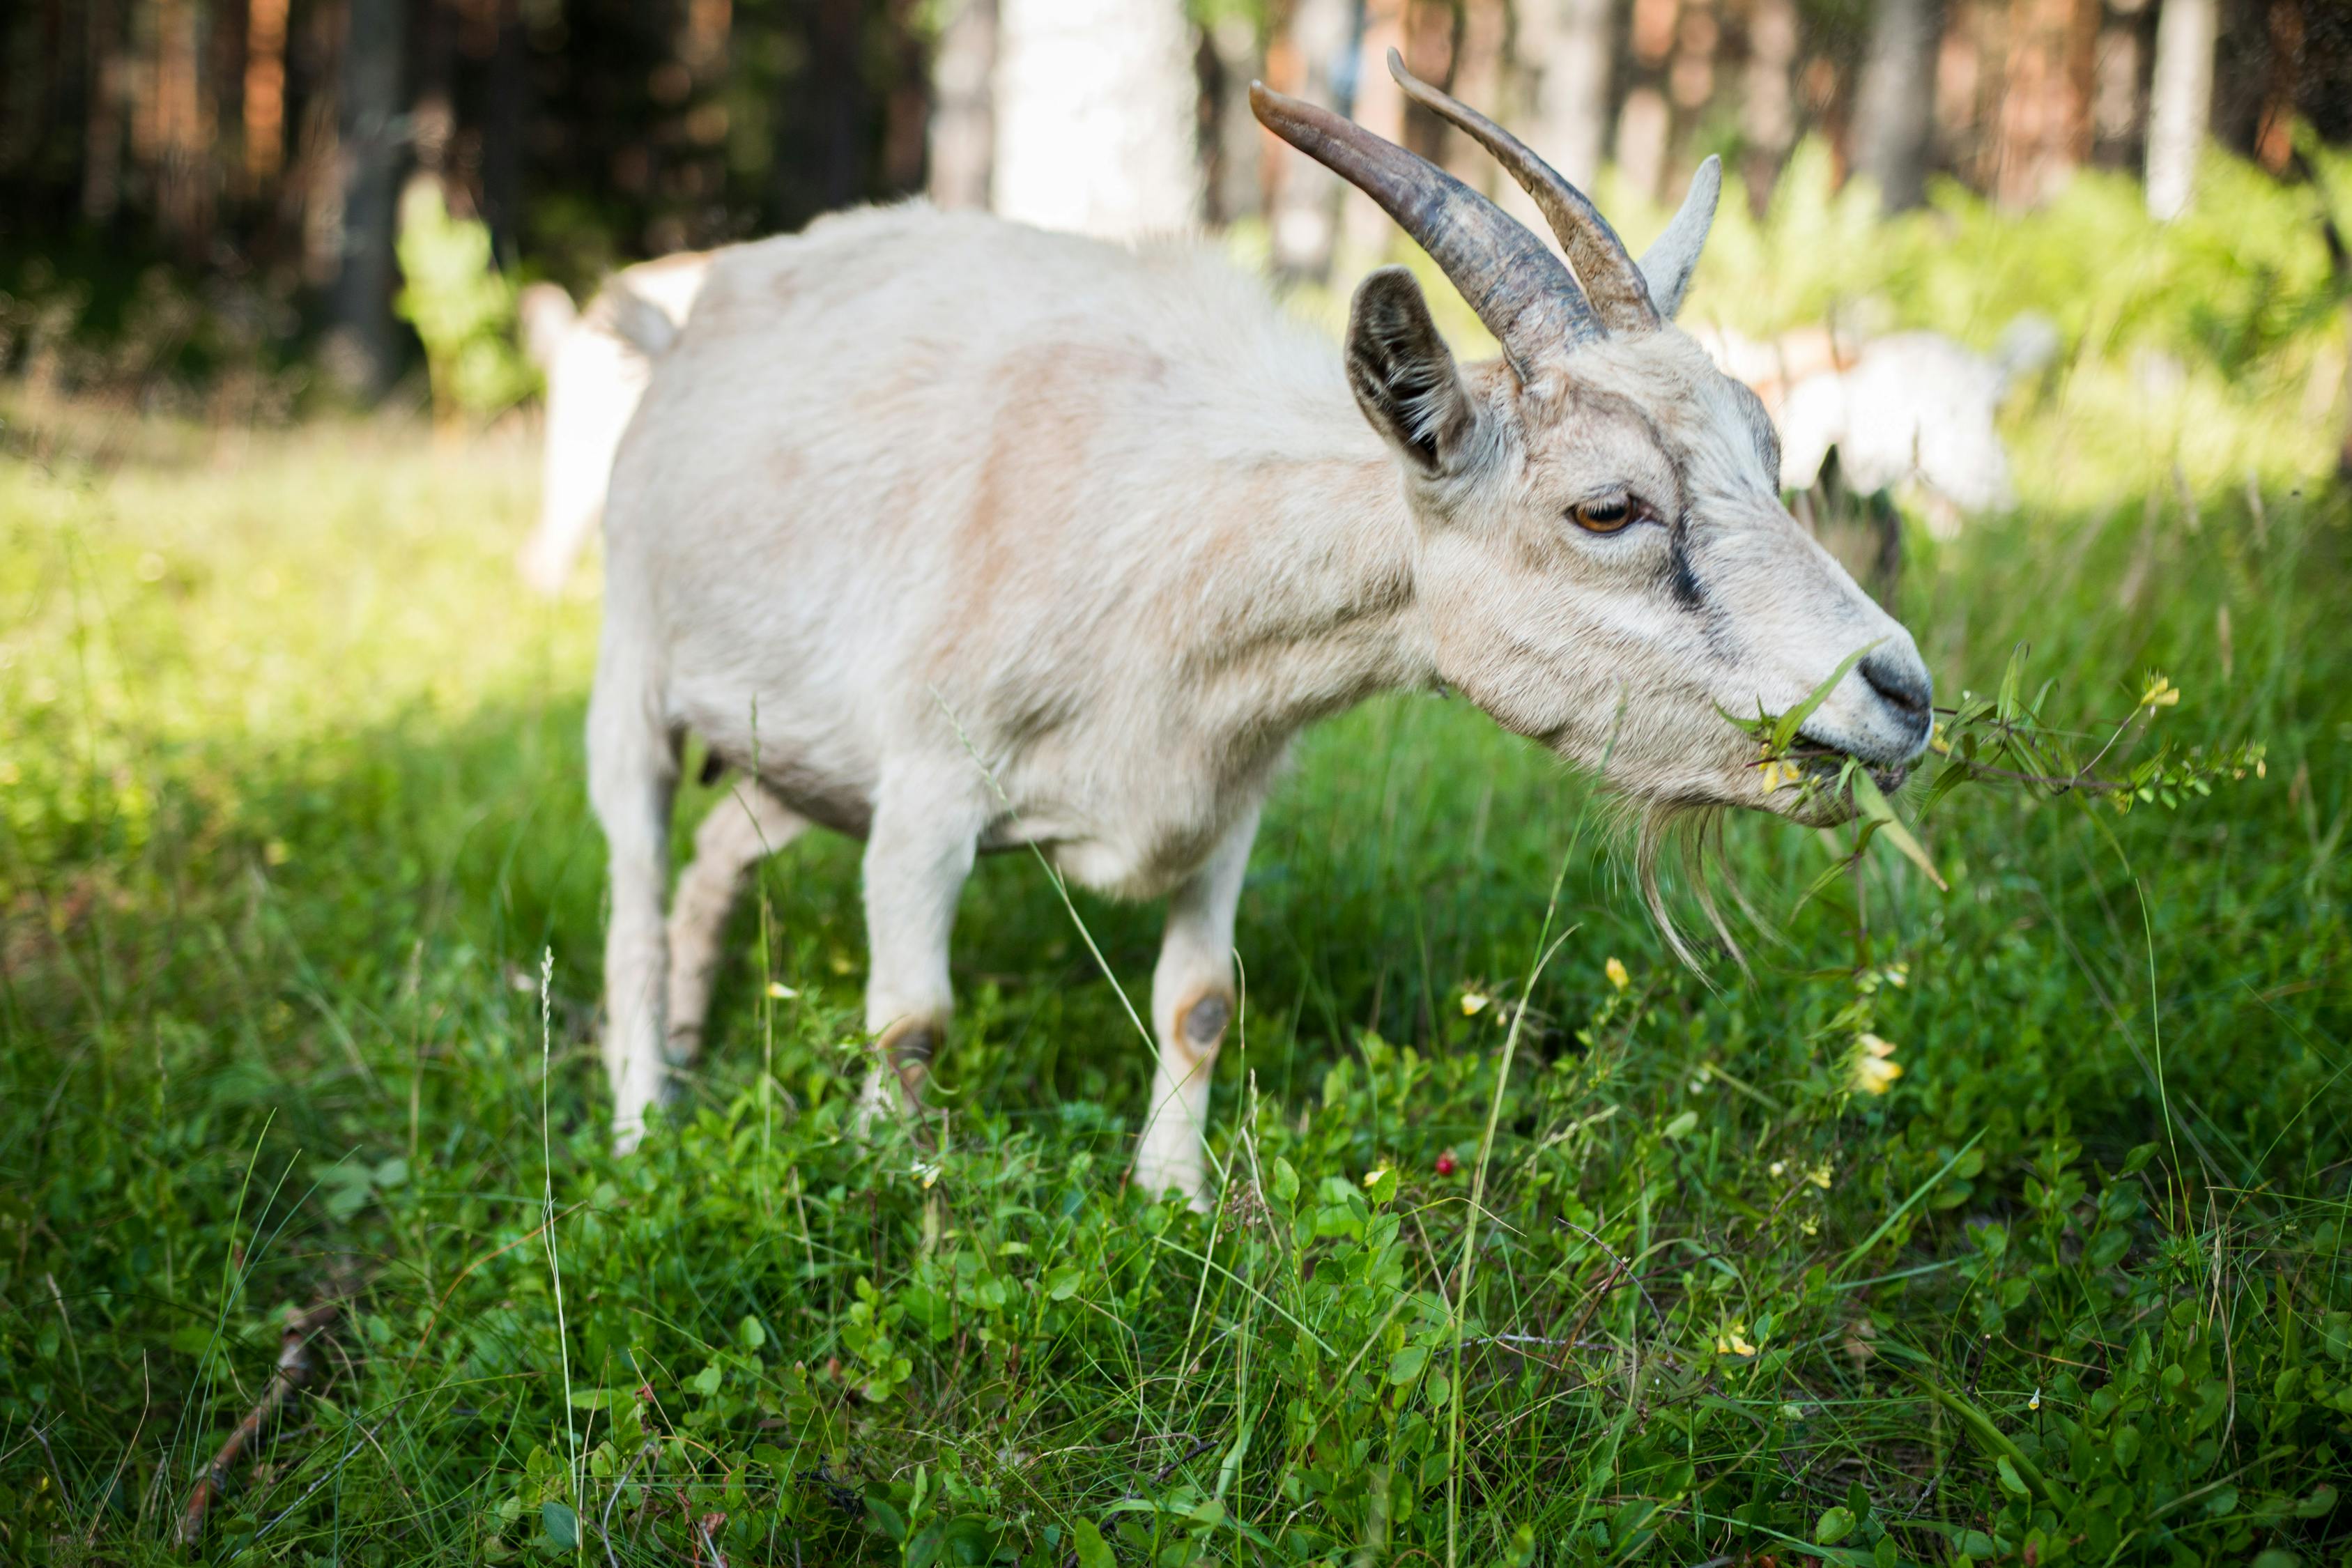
left=810, top=0, right=865, bottom=213
left=329, top=0, right=406, bottom=398
left=481, top=0, right=527, bottom=262
left=1853, top=0, right=1945, bottom=210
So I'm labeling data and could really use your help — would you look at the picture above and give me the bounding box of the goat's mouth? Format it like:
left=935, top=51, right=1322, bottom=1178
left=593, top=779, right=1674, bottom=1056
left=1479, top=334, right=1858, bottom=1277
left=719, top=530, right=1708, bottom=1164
left=1752, top=736, right=1914, bottom=818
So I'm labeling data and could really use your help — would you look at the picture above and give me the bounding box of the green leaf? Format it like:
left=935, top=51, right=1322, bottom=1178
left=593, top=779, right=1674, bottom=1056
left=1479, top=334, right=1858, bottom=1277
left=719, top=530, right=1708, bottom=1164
left=1773, top=640, right=1884, bottom=753
left=866, top=1491, right=908, bottom=1542
left=1815, top=1505, right=1855, bottom=1544
left=1847, top=767, right=1948, bottom=890
left=737, top=1314, right=766, bottom=1351
left=1388, top=1344, right=1429, bottom=1384
left=1045, top=1264, right=1083, bottom=1300
left=1995, top=1455, right=2030, bottom=1498
left=539, top=1500, right=578, bottom=1551
left=1997, top=642, right=2029, bottom=723
left=1072, top=1519, right=1114, bottom=1568
left=1662, top=1109, right=1700, bottom=1139
left=1362, top=1166, right=1399, bottom=1205
left=1268, top=1156, right=1300, bottom=1208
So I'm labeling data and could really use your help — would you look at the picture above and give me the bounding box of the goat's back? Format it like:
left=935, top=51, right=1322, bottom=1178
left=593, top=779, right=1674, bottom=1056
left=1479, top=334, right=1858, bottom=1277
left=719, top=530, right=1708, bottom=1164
left=600, top=203, right=1375, bottom=855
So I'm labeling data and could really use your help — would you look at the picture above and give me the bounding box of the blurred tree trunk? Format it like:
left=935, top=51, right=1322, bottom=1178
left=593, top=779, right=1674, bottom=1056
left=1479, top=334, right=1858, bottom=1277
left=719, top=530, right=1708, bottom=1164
left=243, top=0, right=290, bottom=187
left=2089, top=1, right=2148, bottom=170
left=155, top=0, right=217, bottom=257
left=481, top=0, right=527, bottom=261
left=993, top=0, right=1200, bottom=237
left=1440, top=0, right=1507, bottom=192
left=1617, top=0, right=1679, bottom=201
left=2250, top=0, right=2298, bottom=172
left=1511, top=0, right=1613, bottom=202
left=328, top=0, right=406, bottom=397
left=1852, top=0, right=1944, bottom=210
left=85, top=0, right=128, bottom=221
left=883, top=0, right=932, bottom=194
left=809, top=0, right=866, bottom=213
left=1341, top=0, right=1409, bottom=255
left=1742, top=0, right=1800, bottom=200
left=1266, top=0, right=1354, bottom=277
left=1994, top=0, right=2096, bottom=206
left=928, top=0, right=996, bottom=209
left=1204, top=13, right=1265, bottom=226
left=2145, top=0, right=2213, bottom=215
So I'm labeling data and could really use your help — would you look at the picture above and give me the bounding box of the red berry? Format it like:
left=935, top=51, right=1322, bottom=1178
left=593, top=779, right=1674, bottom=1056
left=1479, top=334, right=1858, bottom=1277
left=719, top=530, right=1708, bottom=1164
left=1436, top=1150, right=1459, bottom=1176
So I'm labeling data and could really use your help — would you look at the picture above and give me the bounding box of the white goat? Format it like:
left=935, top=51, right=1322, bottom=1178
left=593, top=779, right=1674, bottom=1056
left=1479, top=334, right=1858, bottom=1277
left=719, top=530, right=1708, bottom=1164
left=1693, top=317, right=2057, bottom=535
left=589, top=56, right=1936, bottom=1205
left=516, top=254, right=712, bottom=594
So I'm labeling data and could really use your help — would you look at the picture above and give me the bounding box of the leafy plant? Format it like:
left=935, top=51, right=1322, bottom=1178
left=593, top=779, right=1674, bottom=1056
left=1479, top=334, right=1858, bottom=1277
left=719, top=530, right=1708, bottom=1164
left=394, top=178, right=537, bottom=424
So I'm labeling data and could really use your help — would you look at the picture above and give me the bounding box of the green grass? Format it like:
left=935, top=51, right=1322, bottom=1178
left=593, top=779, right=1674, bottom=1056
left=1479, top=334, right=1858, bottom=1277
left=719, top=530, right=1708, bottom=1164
left=3, top=309, right=2351, bottom=1567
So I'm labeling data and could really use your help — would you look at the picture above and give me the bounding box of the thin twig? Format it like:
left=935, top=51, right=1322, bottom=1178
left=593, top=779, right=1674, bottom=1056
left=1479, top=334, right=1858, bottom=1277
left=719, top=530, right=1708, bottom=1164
left=176, top=1299, right=340, bottom=1546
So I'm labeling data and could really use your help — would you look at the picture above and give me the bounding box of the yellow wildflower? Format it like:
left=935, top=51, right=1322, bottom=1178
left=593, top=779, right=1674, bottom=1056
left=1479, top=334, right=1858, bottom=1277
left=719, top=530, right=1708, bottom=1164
left=1460, top=991, right=1491, bottom=1016
left=1605, top=956, right=1630, bottom=992
left=766, top=981, right=798, bottom=999
left=1715, top=1324, right=1757, bottom=1357
left=1847, top=1033, right=1903, bottom=1096
left=2140, top=675, right=2181, bottom=711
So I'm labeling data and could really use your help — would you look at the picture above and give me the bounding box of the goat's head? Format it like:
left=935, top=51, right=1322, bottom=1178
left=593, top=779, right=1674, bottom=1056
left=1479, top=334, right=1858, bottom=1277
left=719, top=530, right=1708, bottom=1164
left=1256, top=57, right=1932, bottom=825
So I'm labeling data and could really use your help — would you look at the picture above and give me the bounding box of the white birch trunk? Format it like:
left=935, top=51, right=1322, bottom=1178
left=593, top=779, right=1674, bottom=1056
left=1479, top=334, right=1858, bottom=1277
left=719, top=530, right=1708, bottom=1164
left=1512, top=0, right=1615, bottom=194
left=2145, top=0, right=2215, bottom=220
left=928, top=0, right=997, bottom=211
left=992, top=0, right=1201, bottom=238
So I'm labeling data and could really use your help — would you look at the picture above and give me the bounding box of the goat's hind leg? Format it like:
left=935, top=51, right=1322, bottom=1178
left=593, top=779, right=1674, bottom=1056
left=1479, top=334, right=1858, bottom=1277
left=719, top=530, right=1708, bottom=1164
left=666, top=779, right=808, bottom=1066
left=587, top=639, right=679, bottom=1153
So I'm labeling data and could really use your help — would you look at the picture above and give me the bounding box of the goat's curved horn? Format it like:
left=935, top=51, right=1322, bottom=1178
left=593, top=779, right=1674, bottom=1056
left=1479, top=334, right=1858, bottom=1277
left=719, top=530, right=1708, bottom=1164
left=1383, top=49, right=1659, bottom=333
left=1250, top=81, right=1602, bottom=370
left=1636, top=155, right=1722, bottom=318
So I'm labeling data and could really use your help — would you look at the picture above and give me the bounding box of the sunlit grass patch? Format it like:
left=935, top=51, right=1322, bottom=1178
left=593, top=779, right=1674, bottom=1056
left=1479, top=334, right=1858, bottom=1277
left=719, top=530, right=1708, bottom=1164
left=1, top=353, right=2348, bottom=1568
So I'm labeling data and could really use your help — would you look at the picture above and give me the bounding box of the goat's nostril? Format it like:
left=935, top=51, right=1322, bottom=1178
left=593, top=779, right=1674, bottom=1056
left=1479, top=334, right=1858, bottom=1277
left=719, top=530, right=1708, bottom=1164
left=1861, top=656, right=1930, bottom=721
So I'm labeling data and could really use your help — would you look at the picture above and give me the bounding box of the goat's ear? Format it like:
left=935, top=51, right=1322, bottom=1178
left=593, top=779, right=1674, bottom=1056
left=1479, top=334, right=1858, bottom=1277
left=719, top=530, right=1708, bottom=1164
left=1345, top=266, right=1477, bottom=476
left=1636, top=155, right=1721, bottom=319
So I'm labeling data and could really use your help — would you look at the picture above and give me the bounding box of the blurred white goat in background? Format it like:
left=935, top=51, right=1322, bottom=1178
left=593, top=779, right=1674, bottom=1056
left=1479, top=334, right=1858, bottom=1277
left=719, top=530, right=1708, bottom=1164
left=516, top=253, right=712, bottom=594
left=1691, top=315, right=2058, bottom=535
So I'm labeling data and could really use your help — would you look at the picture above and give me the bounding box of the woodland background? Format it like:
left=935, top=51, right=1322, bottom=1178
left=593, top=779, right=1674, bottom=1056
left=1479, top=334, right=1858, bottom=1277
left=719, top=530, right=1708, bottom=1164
left=1, top=0, right=2349, bottom=415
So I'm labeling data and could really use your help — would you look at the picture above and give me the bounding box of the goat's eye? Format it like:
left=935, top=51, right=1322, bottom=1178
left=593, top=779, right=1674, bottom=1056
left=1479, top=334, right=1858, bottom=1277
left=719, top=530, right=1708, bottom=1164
left=1571, top=495, right=1635, bottom=533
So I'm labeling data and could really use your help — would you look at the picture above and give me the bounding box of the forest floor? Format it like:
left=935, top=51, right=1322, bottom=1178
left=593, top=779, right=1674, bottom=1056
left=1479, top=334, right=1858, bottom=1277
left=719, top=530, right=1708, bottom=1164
left=1, top=390, right=2348, bottom=1566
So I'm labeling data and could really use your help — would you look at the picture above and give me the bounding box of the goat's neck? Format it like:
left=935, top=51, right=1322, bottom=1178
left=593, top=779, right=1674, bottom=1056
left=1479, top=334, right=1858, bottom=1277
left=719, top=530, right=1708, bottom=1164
left=1181, top=444, right=1433, bottom=742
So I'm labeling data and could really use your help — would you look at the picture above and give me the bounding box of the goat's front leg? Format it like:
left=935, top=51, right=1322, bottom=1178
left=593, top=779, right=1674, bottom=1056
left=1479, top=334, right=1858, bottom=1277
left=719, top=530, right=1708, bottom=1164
left=857, top=777, right=981, bottom=1124
left=1135, top=804, right=1261, bottom=1210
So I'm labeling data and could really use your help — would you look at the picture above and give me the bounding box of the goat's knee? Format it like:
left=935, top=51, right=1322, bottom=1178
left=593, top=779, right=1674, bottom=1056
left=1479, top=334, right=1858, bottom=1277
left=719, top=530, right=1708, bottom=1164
left=1135, top=981, right=1233, bottom=1210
